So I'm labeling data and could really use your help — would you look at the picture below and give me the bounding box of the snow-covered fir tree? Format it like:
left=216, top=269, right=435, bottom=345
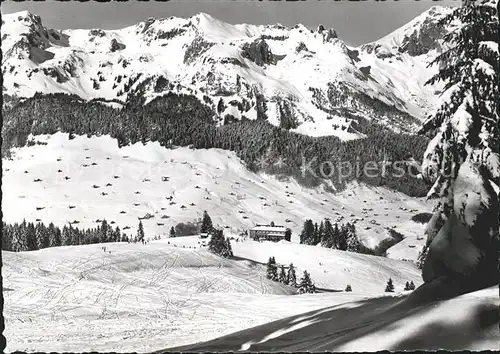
left=345, top=223, right=361, bottom=252
left=278, top=264, right=287, bottom=284
left=337, top=224, right=348, bottom=251
left=299, top=220, right=315, bottom=245
left=208, top=229, right=232, bottom=258
left=200, top=210, right=213, bottom=233
left=169, top=226, right=176, bottom=238
left=316, top=221, right=325, bottom=245
left=25, top=222, right=38, bottom=251
left=223, top=237, right=233, bottom=258
left=416, top=245, right=428, bottom=270
left=298, top=270, right=316, bottom=294
left=419, top=0, right=499, bottom=286
left=266, top=256, right=277, bottom=280
left=321, top=220, right=335, bottom=248
left=287, top=262, right=297, bottom=287
left=136, top=220, right=145, bottom=243
left=345, top=284, right=352, bottom=292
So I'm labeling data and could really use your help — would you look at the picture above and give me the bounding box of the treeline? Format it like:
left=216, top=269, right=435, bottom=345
left=266, top=258, right=316, bottom=294
left=299, top=219, right=370, bottom=253
left=299, top=219, right=409, bottom=257
left=2, top=92, right=430, bottom=196
left=2, top=219, right=131, bottom=252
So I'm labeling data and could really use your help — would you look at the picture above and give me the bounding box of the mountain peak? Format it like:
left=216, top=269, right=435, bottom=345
left=362, top=5, right=454, bottom=57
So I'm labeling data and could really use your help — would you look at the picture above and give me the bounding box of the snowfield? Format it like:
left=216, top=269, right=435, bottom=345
left=3, top=236, right=420, bottom=352
left=167, top=285, right=499, bottom=352
left=2, top=133, right=433, bottom=257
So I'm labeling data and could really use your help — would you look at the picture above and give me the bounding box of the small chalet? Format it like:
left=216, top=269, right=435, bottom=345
left=249, top=224, right=288, bottom=242
left=198, top=232, right=210, bottom=246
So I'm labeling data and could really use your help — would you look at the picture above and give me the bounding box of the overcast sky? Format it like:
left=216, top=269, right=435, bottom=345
left=2, top=0, right=459, bottom=46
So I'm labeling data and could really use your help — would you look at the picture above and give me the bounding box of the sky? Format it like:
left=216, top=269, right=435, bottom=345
left=2, top=0, right=460, bottom=46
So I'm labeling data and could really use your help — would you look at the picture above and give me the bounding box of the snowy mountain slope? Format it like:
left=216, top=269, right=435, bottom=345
left=1, top=7, right=454, bottom=138
left=230, top=239, right=422, bottom=293
left=357, top=6, right=456, bottom=120
left=1, top=132, right=433, bottom=251
left=167, top=285, right=499, bottom=352
left=3, top=235, right=423, bottom=352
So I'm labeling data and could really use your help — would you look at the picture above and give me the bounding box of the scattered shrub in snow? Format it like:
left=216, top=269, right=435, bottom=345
left=411, top=212, right=433, bottom=224
left=345, top=284, right=352, bottom=292
left=385, top=278, right=395, bottom=292
left=404, top=281, right=416, bottom=291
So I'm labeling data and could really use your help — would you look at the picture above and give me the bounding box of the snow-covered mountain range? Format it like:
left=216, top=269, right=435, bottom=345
left=2, top=6, right=454, bottom=138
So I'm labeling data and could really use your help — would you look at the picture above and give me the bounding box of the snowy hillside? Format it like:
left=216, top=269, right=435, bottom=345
left=169, top=285, right=499, bottom=352
left=3, top=235, right=423, bottom=352
left=2, top=132, right=433, bottom=252
left=1, top=7, right=455, bottom=138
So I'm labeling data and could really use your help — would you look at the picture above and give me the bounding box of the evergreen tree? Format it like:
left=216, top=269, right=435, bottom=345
left=298, top=270, right=316, bottom=294
left=313, top=223, right=319, bottom=245
left=409, top=281, right=416, bottom=290
left=208, top=229, right=232, bottom=258
left=12, top=223, right=24, bottom=251
left=284, top=228, right=291, bottom=242
left=137, top=220, right=145, bottom=242
left=100, top=219, right=109, bottom=243
left=36, top=222, right=50, bottom=249
left=404, top=281, right=411, bottom=291
left=299, top=220, right=315, bottom=245
left=200, top=210, right=213, bottom=233
left=416, top=245, right=428, bottom=270
left=26, top=222, right=38, bottom=251
left=2, top=222, right=12, bottom=251
left=419, top=0, right=500, bottom=285
left=114, top=226, right=121, bottom=242
left=321, top=220, right=335, bottom=248
left=345, top=284, right=352, bottom=292
left=278, top=264, right=287, bottom=284
left=169, top=226, right=176, bottom=238
left=266, top=256, right=275, bottom=280
left=270, top=257, right=279, bottom=281
left=317, top=221, right=325, bottom=246
left=287, top=263, right=297, bottom=287
left=337, top=224, right=348, bottom=251
left=385, top=278, right=395, bottom=292
left=224, top=237, right=234, bottom=258
left=345, top=223, right=361, bottom=252
left=332, top=223, right=340, bottom=249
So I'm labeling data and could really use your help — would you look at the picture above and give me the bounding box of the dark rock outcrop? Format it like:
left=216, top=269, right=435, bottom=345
left=322, top=28, right=338, bottom=43
left=184, top=35, right=214, bottom=64
left=110, top=38, right=126, bottom=52
left=241, top=39, right=275, bottom=66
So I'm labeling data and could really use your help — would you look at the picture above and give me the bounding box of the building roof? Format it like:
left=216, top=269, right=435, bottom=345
left=250, top=225, right=286, bottom=232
